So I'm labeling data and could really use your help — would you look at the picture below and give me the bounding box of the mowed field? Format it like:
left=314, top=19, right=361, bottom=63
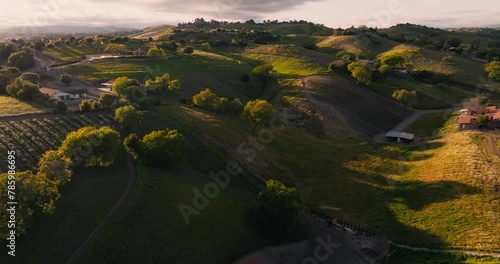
left=234, top=44, right=332, bottom=77
left=0, top=95, right=49, bottom=117
left=62, top=50, right=242, bottom=83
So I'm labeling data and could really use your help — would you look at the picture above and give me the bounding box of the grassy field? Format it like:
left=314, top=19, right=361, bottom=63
left=386, top=246, right=500, bottom=263
left=236, top=44, right=331, bottom=77
left=130, top=99, right=500, bottom=252
left=369, top=77, right=475, bottom=109
left=405, top=112, right=453, bottom=137
left=44, top=44, right=103, bottom=63
left=381, top=24, right=499, bottom=49
left=279, top=34, right=326, bottom=46
left=63, top=52, right=241, bottom=83
left=0, top=163, right=129, bottom=264
left=317, top=34, right=398, bottom=58
left=44, top=42, right=152, bottom=63
left=0, top=96, right=49, bottom=117
left=302, top=75, right=414, bottom=136
left=81, top=165, right=273, bottom=264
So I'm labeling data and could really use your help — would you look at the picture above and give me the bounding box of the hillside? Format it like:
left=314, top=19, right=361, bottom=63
left=129, top=24, right=175, bottom=40
left=302, top=75, right=414, bottom=136
left=380, top=24, right=500, bottom=48
left=317, top=34, right=398, bottom=58
left=239, top=44, right=332, bottom=77
left=2, top=20, right=500, bottom=263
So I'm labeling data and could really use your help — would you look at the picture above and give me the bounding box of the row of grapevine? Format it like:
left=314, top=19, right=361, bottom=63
left=0, top=114, right=114, bottom=173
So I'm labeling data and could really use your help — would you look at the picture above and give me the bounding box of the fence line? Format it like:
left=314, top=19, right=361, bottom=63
left=307, top=204, right=387, bottom=238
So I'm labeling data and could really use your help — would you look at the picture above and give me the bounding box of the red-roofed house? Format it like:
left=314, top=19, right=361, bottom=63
left=456, top=105, right=500, bottom=130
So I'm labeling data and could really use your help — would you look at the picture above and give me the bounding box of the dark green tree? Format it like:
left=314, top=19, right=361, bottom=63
left=246, top=180, right=304, bottom=239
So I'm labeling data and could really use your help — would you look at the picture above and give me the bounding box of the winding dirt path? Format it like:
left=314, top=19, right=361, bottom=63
left=65, top=152, right=138, bottom=264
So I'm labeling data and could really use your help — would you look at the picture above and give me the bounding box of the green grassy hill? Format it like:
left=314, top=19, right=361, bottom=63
left=380, top=24, right=500, bottom=48
left=129, top=24, right=175, bottom=40
left=238, top=44, right=331, bottom=77
left=0, top=96, right=49, bottom=117
left=317, top=34, right=398, bottom=58
left=29, top=25, right=500, bottom=262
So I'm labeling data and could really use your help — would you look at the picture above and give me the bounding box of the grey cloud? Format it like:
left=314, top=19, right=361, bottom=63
left=143, top=0, right=322, bottom=16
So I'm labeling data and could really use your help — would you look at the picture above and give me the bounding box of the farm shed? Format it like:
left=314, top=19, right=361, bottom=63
left=386, top=131, right=415, bottom=144
left=66, top=89, right=87, bottom=99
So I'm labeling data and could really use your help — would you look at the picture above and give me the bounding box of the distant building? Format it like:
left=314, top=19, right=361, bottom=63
left=39, top=87, right=87, bottom=100
left=386, top=131, right=415, bottom=144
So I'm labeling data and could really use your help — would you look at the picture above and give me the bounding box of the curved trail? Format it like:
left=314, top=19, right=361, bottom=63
left=65, top=153, right=138, bottom=264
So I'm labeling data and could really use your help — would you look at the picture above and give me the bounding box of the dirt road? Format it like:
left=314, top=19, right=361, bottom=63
left=65, top=152, right=138, bottom=264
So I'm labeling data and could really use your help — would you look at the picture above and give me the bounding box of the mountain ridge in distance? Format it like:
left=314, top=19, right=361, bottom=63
left=0, top=24, right=137, bottom=34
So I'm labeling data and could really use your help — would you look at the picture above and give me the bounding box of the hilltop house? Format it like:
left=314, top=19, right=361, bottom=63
left=40, top=88, right=87, bottom=100
left=456, top=105, right=500, bottom=130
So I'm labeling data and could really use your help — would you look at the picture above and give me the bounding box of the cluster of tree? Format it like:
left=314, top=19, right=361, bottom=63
left=191, top=88, right=244, bottom=115
left=145, top=73, right=180, bottom=91
left=333, top=26, right=357, bottom=36
left=60, top=74, right=73, bottom=85
left=252, top=64, right=275, bottom=93
left=79, top=99, right=100, bottom=112
left=0, top=124, right=121, bottom=236
left=0, top=43, right=19, bottom=60
left=155, top=41, right=178, bottom=54
left=124, top=129, right=185, bottom=169
left=170, top=28, right=280, bottom=46
left=0, top=170, right=60, bottom=236
left=6, top=72, right=42, bottom=100
left=0, top=67, right=20, bottom=94
left=246, top=180, right=305, bottom=239
left=178, top=17, right=329, bottom=31
left=392, top=89, right=418, bottom=107
left=59, top=126, right=122, bottom=167
left=79, top=93, right=121, bottom=112
left=200, top=42, right=212, bottom=51
left=347, top=62, right=372, bottom=85
left=410, top=70, right=452, bottom=83
left=242, top=99, right=274, bottom=132
left=112, top=76, right=145, bottom=103
left=484, top=61, right=500, bottom=81
left=147, top=47, right=167, bottom=58
left=183, top=46, right=194, bottom=54
left=115, top=105, right=142, bottom=130
left=104, top=43, right=128, bottom=53
left=379, top=55, right=405, bottom=68
left=8, top=47, right=35, bottom=71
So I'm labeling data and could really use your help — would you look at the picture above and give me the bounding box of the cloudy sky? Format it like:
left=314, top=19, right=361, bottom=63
left=2, top=0, right=500, bottom=29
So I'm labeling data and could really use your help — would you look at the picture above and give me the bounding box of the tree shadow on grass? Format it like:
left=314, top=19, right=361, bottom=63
left=345, top=167, right=483, bottom=249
